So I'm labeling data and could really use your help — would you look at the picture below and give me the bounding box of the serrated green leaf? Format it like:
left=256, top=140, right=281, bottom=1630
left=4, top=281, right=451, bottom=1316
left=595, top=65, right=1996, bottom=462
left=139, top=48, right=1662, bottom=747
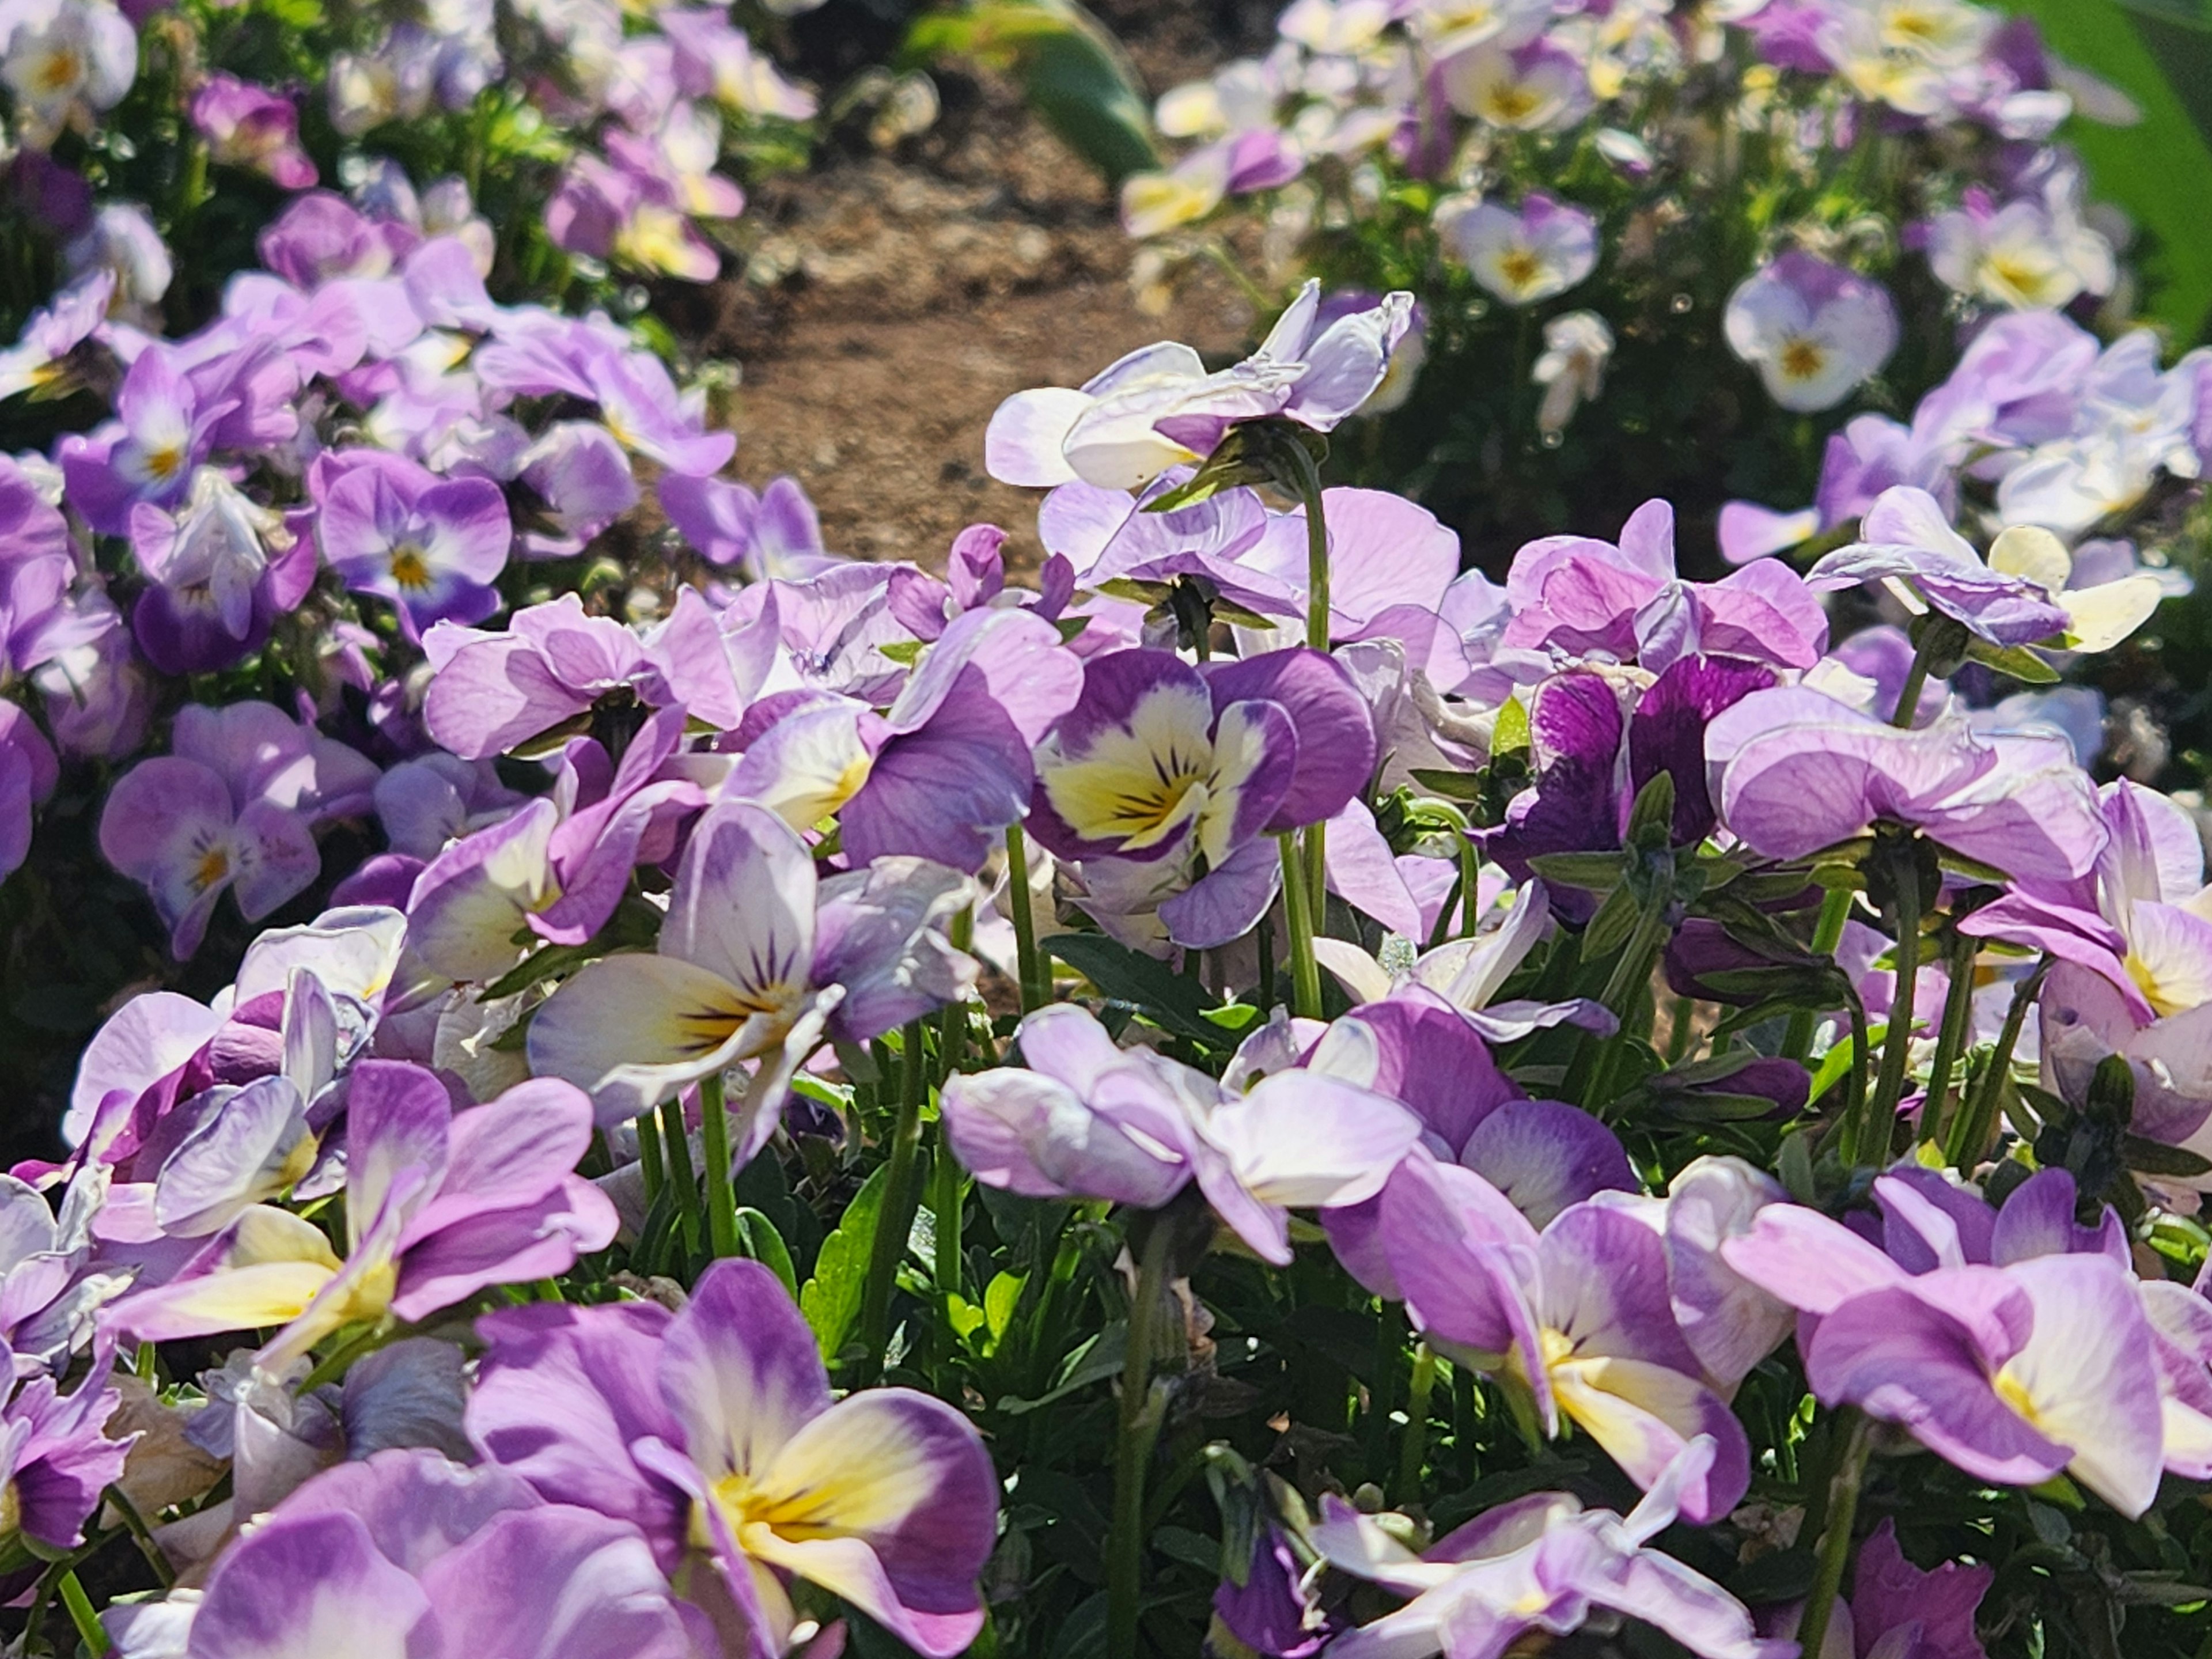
left=733, top=1207, right=798, bottom=1300
left=1493, top=695, right=1530, bottom=755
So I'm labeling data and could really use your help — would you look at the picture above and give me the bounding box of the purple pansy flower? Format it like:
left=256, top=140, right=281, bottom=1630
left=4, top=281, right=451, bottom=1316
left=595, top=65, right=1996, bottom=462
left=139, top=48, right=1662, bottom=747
left=467, top=1257, right=999, bottom=1658
left=985, top=280, right=1414, bottom=491
left=148, top=1448, right=698, bottom=1659
left=1309, top=1439, right=1788, bottom=1659
left=60, top=346, right=234, bottom=535
left=190, top=73, right=317, bottom=191
left=1028, top=646, right=1374, bottom=948
left=107, top=1063, right=618, bottom=1369
left=99, top=703, right=380, bottom=958
left=312, top=449, right=511, bottom=638
left=524, top=798, right=975, bottom=1131
left=941, top=1003, right=1422, bottom=1264
left=1502, top=499, right=1828, bottom=671
left=1724, top=252, right=1899, bottom=413
left=1707, top=684, right=2108, bottom=888
left=1374, top=1159, right=1753, bottom=1522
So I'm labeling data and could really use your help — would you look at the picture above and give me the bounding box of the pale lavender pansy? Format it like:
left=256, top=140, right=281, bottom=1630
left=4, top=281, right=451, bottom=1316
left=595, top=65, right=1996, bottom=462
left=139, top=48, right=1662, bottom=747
left=1724, top=252, right=1899, bottom=413
left=1443, top=193, right=1597, bottom=306
left=940, top=1002, right=1422, bottom=1264
left=1719, top=1194, right=2168, bottom=1516
left=311, top=449, right=511, bottom=639
left=1707, top=684, right=2108, bottom=888
left=423, top=586, right=776, bottom=757
left=524, top=798, right=975, bottom=1132
left=1377, top=1159, right=1753, bottom=1522
left=1310, top=1439, right=1788, bottom=1659
left=1502, top=499, right=1828, bottom=672
left=468, top=1257, right=999, bottom=1658
left=157, top=1449, right=697, bottom=1659
left=984, top=280, right=1414, bottom=491
left=107, top=1062, right=618, bottom=1369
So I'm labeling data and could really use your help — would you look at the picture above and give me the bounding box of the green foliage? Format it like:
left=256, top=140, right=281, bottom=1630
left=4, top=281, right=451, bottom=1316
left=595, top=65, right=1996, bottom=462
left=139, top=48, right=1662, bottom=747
left=904, top=0, right=1157, bottom=183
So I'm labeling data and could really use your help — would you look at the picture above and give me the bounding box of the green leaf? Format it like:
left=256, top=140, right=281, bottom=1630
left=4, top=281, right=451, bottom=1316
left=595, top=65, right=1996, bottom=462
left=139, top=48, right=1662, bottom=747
left=998, top=1327, right=1126, bottom=1414
left=983, top=1271, right=1027, bottom=1346
left=2123, top=1134, right=2212, bottom=1177
left=1046, top=933, right=1226, bottom=1047
left=1961, top=637, right=2061, bottom=685
left=1492, top=695, right=1531, bottom=755
left=800, top=1162, right=889, bottom=1360
left=1409, top=767, right=1484, bottom=801
left=733, top=1207, right=799, bottom=1300
left=906, top=1, right=1158, bottom=184
left=2002, top=0, right=2212, bottom=340
left=1525, top=850, right=1630, bottom=892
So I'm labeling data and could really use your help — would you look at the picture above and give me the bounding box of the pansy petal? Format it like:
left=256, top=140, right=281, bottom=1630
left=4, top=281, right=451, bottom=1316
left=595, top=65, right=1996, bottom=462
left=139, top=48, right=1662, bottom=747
left=660, top=1257, right=832, bottom=1484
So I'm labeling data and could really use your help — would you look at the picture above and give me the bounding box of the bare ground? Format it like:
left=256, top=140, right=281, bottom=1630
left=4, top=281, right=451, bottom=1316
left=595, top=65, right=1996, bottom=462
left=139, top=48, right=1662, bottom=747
left=670, top=16, right=1267, bottom=568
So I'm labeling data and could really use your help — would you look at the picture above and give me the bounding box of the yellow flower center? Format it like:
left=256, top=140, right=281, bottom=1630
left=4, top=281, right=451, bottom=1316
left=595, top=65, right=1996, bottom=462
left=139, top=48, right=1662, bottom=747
left=1780, top=338, right=1828, bottom=381
left=194, top=845, right=231, bottom=891
left=36, top=49, right=79, bottom=94
left=388, top=544, right=433, bottom=591
left=1484, top=84, right=1541, bottom=124
left=1993, top=1362, right=2040, bottom=1427
left=1498, top=247, right=1544, bottom=293
left=143, top=444, right=185, bottom=484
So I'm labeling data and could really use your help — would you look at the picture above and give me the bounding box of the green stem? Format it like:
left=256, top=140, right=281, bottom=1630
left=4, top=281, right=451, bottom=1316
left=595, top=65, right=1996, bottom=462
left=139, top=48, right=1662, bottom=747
left=1948, top=955, right=2052, bottom=1168
left=1305, top=820, right=1328, bottom=924
left=1889, top=647, right=1931, bottom=730
left=860, top=1023, right=931, bottom=1373
left=1278, top=832, right=1323, bottom=1020
left=661, top=1097, right=702, bottom=1256
left=300, top=1323, right=387, bottom=1395
left=933, top=1130, right=964, bottom=1294
left=1866, top=855, right=1924, bottom=1155
left=1006, top=826, right=1046, bottom=1014
left=1918, top=924, right=1979, bottom=1151
left=1396, top=1341, right=1439, bottom=1503
left=940, top=909, right=975, bottom=1082
left=1460, top=835, right=1481, bottom=937
left=1107, top=1222, right=1175, bottom=1659
left=1798, top=1409, right=1874, bottom=1659
left=1783, top=885, right=1856, bottom=1065
left=101, top=1483, right=172, bottom=1588
left=634, top=1109, right=665, bottom=1209
left=58, top=1569, right=106, bottom=1655
left=1277, top=432, right=1332, bottom=652
left=699, top=1071, right=740, bottom=1259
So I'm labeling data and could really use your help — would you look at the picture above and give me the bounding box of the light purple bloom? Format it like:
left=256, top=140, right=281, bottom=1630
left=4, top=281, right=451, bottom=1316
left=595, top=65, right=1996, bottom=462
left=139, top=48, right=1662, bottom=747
left=312, top=449, right=511, bottom=638
left=984, top=280, right=1415, bottom=490
left=941, top=1002, right=1422, bottom=1263
left=422, top=587, right=774, bottom=757
left=1444, top=194, right=1598, bottom=306
left=1724, top=252, right=1899, bottom=412
left=107, top=1063, right=618, bottom=1368
left=129, top=471, right=317, bottom=673
left=1376, top=1159, right=1753, bottom=1521
left=1309, top=1439, right=1787, bottom=1659
left=190, top=73, right=317, bottom=191
left=0, top=1341, right=130, bottom=1556
left=99, top=702, right=380, bottom=958
left=1806, top=486, right=2073, bottom=647
left=468, top=1256, right=999, bottom=1658
left=160, top=1448, right=697, bottom=1659
left=524, top=798, right=975, bottom=1131
left=1708, top=684, right=2108, bottom=888
left=1502, top=499, right=1828, bottom=671
left=1719, top=1197, right=2167, bottom=1516
left=1029, top=646, right=1374, bottom=946
left=60, top=346, right=231, bottom=535
left=660, top=472, right=838, bottom=578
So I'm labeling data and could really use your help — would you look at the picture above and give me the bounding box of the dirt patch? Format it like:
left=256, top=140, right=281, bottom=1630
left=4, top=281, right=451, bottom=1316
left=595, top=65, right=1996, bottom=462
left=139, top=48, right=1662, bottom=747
left=688, top=20, right=1266, bottom=567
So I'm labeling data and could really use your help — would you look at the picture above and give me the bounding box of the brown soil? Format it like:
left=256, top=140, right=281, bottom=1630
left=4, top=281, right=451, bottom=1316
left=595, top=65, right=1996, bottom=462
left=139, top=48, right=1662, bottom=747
left=686, top=22, right=1265, bottom=569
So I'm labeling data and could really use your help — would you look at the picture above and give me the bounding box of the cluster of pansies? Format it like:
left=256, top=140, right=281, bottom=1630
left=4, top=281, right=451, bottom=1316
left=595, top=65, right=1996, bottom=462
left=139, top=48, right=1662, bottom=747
left=1117, top=0, right=2179, bottom=555
left=0, top=252, right=2200, bottom=1659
